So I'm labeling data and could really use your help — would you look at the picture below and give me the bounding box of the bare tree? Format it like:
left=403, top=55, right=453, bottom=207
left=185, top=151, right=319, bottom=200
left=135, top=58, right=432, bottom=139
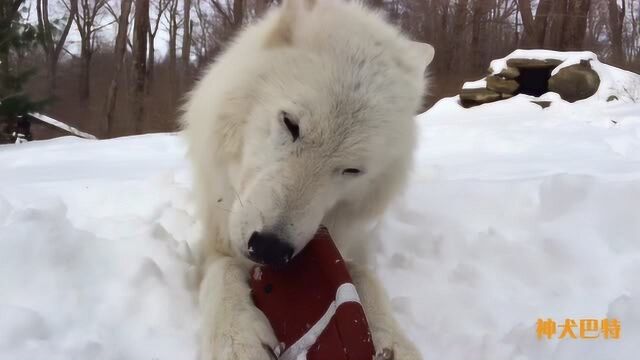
left=210, top=0, right=244, bottom=31
left=514, top=0, right=520, bottom=45
left=8, top=0, right=640, bottom=139
left=232, top=0, right=244, bottom=27
left=609, top=0, right=626, bottom=65
left=470, top=0, right=490, bottom=71
left=164, top=0, right=181, bottom=108
left=132, top=0, right=149, bottom=133
left=103, top=0, right=133, bottom=137
left=546, top=0, right=569, bottom=49
left=546, top=0, right=592, bottom=50
left=630, top=0, right=639, bottom=60
left=561, top=0, right=592, bottom=50
left=449, top=0, right=469, bottom=71
left=69, top=0, right=109, bottom=99
left=437, top=0, right=451, bottom=48
left=193, top=0, right=212, bottom=66
left=36, top=0, right=78, bottom=93
left=148, top=0, right=169, bottom=89
left=181, top=0, right=193, bottom=85
left=519, top=0, right=553, bottom=48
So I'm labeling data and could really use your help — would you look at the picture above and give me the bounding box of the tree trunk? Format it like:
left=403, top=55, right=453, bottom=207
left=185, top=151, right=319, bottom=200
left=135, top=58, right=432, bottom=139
left=147, top=31, right=155, bottom=92
left=0, top=2, right=13, bottom=80
left=132, top=0, right=149, bottom=134
left=181, top=0, right=192, bottom=88
left=73, top=0, right=108, bottom=101
left=608, top=0, right=626, bottom=66
left=0, top=51, right=8, bottom=82
left=518, top=0, right=534, bottom=41
left=168, top=0, right=178, bottom=109
left=80, top=45, right=91, bottom=99
left=515, top=1, right=520, bottom=46
left=48, top=56, right=57, bottom=90
left=147, top=0, right=168, bottom=92
left=631, top=0, right=638, bottom=61
left=103, top=0, right=133, bottom=137
left=36, top=0, right=77, bottom=95
left=555, top=0, right=591, bottom=50
left=449, top=0, right=469, bottom=71
left=233, top=0, right=244, bottom=30
left=440, top=1, right=449, bottom=35
left=470, top=0, right=489, bottom=72
left=519, top=0, right=552, bottom=48
left=549, top=0, right=569, bottom=49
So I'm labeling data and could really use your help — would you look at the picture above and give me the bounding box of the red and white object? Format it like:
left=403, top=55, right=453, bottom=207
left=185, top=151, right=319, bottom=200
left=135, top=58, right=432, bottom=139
left=250, top=227, right=375, bottom=360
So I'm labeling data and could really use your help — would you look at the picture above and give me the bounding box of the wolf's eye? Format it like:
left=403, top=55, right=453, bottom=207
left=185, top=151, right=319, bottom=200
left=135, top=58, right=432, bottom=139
left=281, top=111, right=299, bottom=142
left=342, top=168, right=362, bottom=176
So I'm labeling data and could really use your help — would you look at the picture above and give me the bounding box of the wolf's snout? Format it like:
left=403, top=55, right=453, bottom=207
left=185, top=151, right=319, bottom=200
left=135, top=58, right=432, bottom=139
left=247, top=231, right=294, bottom=267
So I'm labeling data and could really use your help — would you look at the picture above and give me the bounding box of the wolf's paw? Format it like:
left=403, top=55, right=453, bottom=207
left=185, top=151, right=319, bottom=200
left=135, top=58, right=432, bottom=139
left=209, top=308, right=280, bottom=360
left=376, top=348, right=395, bottom=360
left=372, top=329, right=422, bottom=360
left=215, top=338, right=279, bottom=360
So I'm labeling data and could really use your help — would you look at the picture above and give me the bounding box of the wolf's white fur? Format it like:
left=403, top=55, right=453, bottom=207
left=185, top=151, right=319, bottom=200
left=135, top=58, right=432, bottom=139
left=181, top=0, right=433, bottom=358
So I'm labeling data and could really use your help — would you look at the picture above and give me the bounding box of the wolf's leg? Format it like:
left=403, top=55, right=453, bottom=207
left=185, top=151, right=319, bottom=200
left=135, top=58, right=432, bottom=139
left=347, top=262, right=422, bottom=360
left=200, top=255, right=278, bottom=360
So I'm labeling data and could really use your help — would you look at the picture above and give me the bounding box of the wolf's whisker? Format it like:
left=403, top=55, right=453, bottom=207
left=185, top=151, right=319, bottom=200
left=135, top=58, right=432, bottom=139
left=233, top=188, right=244, bottom=208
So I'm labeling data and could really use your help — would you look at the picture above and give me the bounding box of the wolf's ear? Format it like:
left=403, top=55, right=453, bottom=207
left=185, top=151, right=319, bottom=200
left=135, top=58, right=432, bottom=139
left=265, top=0, right=317, bottom=48
left=409, top=42, right=435, bottom=70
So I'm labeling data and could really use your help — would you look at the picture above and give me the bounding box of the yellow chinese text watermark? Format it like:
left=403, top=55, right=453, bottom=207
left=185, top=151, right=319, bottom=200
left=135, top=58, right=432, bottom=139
left=536, top=318, right=621, bottom=340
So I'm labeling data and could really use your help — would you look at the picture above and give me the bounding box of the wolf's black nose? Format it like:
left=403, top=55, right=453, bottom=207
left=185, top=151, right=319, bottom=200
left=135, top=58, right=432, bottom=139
left=247, top=231, right=294, bottom=267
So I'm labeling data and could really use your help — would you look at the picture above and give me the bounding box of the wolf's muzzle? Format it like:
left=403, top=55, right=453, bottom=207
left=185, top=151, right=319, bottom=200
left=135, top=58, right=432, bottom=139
left=247, top=231, right=294, bottom=267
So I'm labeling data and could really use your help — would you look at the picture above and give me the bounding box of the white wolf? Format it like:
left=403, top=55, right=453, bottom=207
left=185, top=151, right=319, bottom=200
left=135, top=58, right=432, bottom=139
left=181, top=0, right=433, bottom=359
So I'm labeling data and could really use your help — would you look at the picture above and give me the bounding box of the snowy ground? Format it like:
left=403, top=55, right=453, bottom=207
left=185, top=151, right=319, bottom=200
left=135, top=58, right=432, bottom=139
left=2, top=95, right=640, bottom=360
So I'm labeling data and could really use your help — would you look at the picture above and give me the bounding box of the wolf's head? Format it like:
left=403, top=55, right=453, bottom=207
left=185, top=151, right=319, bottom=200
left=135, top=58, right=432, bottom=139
left=224, top=0, right=434, bottom=266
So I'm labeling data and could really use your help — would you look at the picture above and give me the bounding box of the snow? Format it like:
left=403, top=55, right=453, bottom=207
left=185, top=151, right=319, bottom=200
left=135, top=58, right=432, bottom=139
left=0, top=134, right=199, bottom=360
left=462, top=79, right=487, bottom=90
left=489, top=49, right=640, bottom=103
left=382, top=96, right=640, bottom=360
left=489, top=49, right=600, bottom=75
left=2, top=80, right=640, bottom=359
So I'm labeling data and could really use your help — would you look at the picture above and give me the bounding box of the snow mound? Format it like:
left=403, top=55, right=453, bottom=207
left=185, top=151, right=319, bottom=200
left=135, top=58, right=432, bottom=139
left=0, top=135, right=199, bottom=360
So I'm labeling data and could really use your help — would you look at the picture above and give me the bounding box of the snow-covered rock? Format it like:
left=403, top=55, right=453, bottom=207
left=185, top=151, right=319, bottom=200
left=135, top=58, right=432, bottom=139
left=461, top=49, right=640, bottom=108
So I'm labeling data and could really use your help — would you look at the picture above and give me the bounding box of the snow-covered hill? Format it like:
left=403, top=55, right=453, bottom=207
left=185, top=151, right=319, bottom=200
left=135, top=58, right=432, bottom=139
left=1, top=95, right=640, bottom=359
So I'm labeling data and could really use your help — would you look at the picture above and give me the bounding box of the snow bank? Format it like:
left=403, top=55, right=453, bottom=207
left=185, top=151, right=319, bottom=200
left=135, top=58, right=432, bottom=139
left=0, top=134, right=199, bottom=360
left=1, top=97, right=640, bottom=359
left=387, top=98, right=640, bottom=359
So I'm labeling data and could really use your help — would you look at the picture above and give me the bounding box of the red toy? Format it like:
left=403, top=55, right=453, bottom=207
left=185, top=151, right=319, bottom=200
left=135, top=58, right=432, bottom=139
left=249, top=227, right=375, bottom=360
